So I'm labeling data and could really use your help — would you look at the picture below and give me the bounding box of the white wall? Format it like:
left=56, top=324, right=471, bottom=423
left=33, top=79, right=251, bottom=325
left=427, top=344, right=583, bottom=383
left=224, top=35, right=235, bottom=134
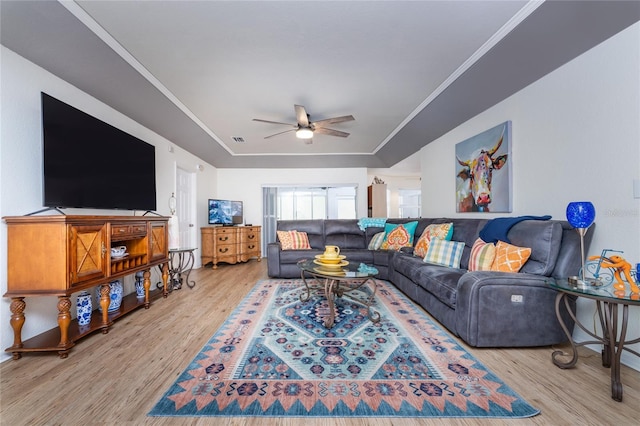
left=420, top=23, right=640, bottom=371
left=0, top=47, right=217, bottom=363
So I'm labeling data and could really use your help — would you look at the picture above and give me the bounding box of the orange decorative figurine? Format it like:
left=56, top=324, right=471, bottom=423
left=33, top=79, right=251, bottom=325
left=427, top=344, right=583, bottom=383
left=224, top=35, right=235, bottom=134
left=591, top=255, right=640, bottom=297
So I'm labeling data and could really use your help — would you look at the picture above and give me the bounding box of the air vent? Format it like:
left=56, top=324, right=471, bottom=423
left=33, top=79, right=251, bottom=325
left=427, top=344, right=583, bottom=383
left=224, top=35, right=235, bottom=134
left=232, top=136, right=245, bottom=143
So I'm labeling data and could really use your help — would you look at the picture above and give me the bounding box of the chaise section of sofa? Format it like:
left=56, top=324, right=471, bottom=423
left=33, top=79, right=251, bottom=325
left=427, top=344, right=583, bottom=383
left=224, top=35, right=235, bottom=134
left=267, top=217, right=591, bottom=348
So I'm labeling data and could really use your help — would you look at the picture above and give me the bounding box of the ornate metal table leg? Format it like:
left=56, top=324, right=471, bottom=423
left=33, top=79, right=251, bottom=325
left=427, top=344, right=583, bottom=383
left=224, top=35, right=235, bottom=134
left=604, top=302, right=625, bottom=402
left=552, top=292, right=579, bottom=368
left=299, top=270, right=312, bottom=302
left=324, top=278, right=337, bottom=328
left=364, top=278, right=381, bottom=323
left=598, top=301, right=611, bottom=367
left=184, top=250, right=196, bottom=288
left=8, top=297, right=25, bottom=359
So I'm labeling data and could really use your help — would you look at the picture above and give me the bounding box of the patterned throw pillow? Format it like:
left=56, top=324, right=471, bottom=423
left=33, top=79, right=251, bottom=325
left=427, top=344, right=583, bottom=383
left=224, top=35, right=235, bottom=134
left=413, top=223, right=454, bottom=258
left=468, top=238, right=496, bottom=271
left=423, top=239, right=465, bottom=269
left=276, top=230, right=311, bottom=250
left=368, top=232, right=385, bottom=250
left=380, top=221, right=418, bottom=251
left=491, top=241, right=531, bottom=272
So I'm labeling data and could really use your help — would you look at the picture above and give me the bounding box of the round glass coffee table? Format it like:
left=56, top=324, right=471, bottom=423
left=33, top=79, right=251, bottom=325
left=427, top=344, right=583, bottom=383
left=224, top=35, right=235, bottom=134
left=297, top=259, right=381, bottom=328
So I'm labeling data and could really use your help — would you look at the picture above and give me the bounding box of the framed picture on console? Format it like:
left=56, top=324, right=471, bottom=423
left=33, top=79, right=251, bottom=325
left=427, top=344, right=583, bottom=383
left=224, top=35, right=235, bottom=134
left=455, top=121, right=512, bottom=213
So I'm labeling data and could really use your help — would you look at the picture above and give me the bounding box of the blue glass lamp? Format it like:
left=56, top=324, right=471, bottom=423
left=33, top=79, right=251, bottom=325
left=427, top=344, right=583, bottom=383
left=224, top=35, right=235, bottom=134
left=566, top=201, right=596, bottom=286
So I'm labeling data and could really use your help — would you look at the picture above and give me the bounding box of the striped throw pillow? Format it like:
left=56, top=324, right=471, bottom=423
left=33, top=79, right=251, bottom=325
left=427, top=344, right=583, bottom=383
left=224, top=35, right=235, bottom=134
left=468, top=238, right=496, bottom=271
left=277, top=230, right=311, bottom=250
left=368, top=232, right=385, bottom=250
left=423, top=239, right=465, bottom=269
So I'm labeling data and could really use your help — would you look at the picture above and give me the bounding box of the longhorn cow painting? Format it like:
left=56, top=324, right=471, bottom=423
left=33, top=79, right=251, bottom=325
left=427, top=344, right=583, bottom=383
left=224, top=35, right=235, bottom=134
left=455, top=121, right=512, bottom=213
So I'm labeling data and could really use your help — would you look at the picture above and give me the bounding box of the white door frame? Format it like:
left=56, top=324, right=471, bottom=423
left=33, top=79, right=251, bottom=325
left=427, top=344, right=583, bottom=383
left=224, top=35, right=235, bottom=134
left=175, top=164, right=197, bottom=249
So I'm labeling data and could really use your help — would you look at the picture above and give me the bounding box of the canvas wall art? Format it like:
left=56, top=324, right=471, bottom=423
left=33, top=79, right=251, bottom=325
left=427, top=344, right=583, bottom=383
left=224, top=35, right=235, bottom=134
left=455, top=121, right=512, bottom=213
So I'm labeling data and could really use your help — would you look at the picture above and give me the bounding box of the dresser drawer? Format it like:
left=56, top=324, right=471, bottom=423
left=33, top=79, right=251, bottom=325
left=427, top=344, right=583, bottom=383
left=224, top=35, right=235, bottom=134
left=111, top=222, right=147, bottom=239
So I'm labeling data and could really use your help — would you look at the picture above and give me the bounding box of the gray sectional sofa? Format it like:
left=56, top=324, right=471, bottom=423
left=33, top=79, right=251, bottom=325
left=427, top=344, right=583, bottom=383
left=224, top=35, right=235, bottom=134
left=267, top=217, right=593, bottom=348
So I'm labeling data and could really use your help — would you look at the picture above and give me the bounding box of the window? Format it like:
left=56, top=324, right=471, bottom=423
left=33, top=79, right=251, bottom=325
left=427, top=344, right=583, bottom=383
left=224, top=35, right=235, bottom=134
left=262, top=185, right=357, bottom=252
left=398, top=189, right=421, bottom=218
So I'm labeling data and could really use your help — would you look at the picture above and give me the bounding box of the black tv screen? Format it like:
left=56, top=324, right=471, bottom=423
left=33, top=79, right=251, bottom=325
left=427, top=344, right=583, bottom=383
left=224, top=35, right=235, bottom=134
left=42, top=93, right=157, bottom=211
left=208, top=199, right=243, bottom=225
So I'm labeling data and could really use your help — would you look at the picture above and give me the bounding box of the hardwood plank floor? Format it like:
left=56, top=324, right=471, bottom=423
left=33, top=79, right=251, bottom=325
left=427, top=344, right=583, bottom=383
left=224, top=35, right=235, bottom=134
left=1, top=260, right=638, bottom=425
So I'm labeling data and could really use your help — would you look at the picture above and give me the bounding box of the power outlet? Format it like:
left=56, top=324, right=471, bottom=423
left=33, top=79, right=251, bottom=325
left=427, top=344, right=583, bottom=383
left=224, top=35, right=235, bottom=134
left=511, top=294, right=524, bottom=303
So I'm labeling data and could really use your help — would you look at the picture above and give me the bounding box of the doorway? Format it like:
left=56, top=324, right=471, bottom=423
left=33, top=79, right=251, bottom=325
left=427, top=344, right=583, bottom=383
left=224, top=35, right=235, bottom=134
left=176, top=166, right=196, bottom=248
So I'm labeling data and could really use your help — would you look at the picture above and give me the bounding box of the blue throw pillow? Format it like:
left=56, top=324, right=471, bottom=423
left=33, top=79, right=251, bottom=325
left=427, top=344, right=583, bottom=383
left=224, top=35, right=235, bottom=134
left=380, top=221, right=419, bottom=250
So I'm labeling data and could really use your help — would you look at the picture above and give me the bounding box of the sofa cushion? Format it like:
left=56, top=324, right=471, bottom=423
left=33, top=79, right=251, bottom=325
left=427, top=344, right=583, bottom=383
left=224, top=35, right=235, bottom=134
left=468, top=238, right=496, bottom=271
left=324, top=220, right=367, bottom=249
left=392, top=253, right=465, bottom=309
left=424, top=239, right=465, bottom=269
left=380, top=221, right=418, bottom=250
left=507, top=221, right=563, bottom=276
left=491, top=241, right=531, bottom=272
left=277, top=230, right=311, bottom=250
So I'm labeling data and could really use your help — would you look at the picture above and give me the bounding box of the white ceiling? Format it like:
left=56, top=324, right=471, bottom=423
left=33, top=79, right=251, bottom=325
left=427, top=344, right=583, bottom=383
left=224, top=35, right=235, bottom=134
left=1, top=1, right=639, bottom=170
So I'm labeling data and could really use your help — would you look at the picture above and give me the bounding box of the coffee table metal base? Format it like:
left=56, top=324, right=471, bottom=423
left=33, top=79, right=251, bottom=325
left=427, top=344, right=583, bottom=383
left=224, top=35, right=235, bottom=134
left=299, top=273, right=380, bottom=328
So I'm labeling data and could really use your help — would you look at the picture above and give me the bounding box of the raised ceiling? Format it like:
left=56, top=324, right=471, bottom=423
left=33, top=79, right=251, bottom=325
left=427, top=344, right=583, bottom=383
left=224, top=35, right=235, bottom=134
left=1, top=1, right=638, bottom=169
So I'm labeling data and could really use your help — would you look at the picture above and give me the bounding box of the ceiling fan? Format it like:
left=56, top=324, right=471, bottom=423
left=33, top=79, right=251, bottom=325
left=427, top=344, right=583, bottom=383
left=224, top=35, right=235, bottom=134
left=253, top=105, right=354, bottom=144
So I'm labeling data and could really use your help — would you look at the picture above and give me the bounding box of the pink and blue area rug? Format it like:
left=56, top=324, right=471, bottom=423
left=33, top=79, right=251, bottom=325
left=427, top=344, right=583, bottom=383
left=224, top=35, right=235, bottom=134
left=149, top=279, right=539, bottom=418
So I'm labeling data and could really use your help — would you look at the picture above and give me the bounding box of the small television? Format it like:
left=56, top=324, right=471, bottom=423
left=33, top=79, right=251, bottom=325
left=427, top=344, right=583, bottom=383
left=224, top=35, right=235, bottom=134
left=41, top=93, right=157, bottom=211
left=208, top=199, right=243, bottom=225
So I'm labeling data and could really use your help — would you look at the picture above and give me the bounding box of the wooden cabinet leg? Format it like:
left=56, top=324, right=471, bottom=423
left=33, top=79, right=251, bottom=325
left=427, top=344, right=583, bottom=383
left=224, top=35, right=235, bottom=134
left=161, top=263, right=169, bottom=298
left=57, top=296, right=72, bottom=348
left=99, top=283, right=110, bottom=333
left=143, top=269, right=151, bottom=308
left=9, top=297, right=26, bottom=358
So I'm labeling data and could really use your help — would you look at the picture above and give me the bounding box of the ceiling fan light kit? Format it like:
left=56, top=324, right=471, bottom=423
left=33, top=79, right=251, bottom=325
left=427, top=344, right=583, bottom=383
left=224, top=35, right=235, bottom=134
left=295, top=128, right=314, bottom=139
left=254, top=104, right=354, bottom=143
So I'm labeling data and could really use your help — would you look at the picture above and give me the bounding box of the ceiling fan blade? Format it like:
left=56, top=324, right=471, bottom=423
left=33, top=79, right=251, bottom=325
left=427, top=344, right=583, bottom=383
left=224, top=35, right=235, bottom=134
left=311, top=115, right=355, bottom=127
left=294, top=104, right=309, bottom=127
left=313, top=127, right=350, bottom=138
left=252, top=118, right=296, bottom=126
left=264, top=129, right=296, bottom=139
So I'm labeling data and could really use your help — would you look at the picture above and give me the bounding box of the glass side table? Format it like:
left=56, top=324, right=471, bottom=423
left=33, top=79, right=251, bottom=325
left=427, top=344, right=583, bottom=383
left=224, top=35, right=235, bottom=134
left=547, top=278, right=640, bottom=402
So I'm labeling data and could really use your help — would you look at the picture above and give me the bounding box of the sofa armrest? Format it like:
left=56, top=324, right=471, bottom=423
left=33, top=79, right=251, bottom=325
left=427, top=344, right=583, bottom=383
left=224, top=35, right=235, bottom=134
left=267, top=242, right=282, bottom=277
left=455, top=271, right=574, bottom=347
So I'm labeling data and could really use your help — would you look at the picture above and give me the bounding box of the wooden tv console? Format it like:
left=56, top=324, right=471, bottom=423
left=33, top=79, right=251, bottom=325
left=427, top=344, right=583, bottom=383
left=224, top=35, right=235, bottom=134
left=201, top=225, right=261, bottom=269
left=3, top=215, right=170, bottom=359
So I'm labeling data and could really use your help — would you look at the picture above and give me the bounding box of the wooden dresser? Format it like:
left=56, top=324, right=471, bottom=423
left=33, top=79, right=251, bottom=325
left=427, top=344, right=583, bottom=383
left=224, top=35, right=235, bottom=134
left=3, top=215, right=170, bottom=359
left=201, top=225, right=261, bottom=269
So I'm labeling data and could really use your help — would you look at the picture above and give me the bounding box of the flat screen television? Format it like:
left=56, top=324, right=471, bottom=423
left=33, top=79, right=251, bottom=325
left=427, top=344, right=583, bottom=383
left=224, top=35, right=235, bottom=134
left=208, top=199, right=243, bottom=225
left=41, top=92, right=157, bottom=211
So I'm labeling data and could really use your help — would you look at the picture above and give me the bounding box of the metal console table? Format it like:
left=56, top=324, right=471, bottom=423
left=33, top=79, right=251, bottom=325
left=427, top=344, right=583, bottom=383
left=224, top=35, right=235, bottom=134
left=157, top=247, right=197, bottom=292
left=547, top=278, right=640, bottom=402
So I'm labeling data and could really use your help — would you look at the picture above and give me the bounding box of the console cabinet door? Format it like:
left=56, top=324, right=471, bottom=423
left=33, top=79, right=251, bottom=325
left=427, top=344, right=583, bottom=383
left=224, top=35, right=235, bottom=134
left=150, top=222, right=168, bottom=261
left=69, top=223, right=107, bottom=287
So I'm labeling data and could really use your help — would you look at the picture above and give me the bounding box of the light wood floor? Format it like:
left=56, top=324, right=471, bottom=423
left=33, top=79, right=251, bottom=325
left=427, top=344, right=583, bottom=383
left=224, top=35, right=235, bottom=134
left=1, top=260, right=638, bottom=425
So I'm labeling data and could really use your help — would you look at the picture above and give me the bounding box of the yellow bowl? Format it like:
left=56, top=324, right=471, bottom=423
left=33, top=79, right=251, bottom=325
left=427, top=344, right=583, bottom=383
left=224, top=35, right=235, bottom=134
left=314, top=254, right=346, bottom=264
left=313, top=259, right=349, bottom=269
